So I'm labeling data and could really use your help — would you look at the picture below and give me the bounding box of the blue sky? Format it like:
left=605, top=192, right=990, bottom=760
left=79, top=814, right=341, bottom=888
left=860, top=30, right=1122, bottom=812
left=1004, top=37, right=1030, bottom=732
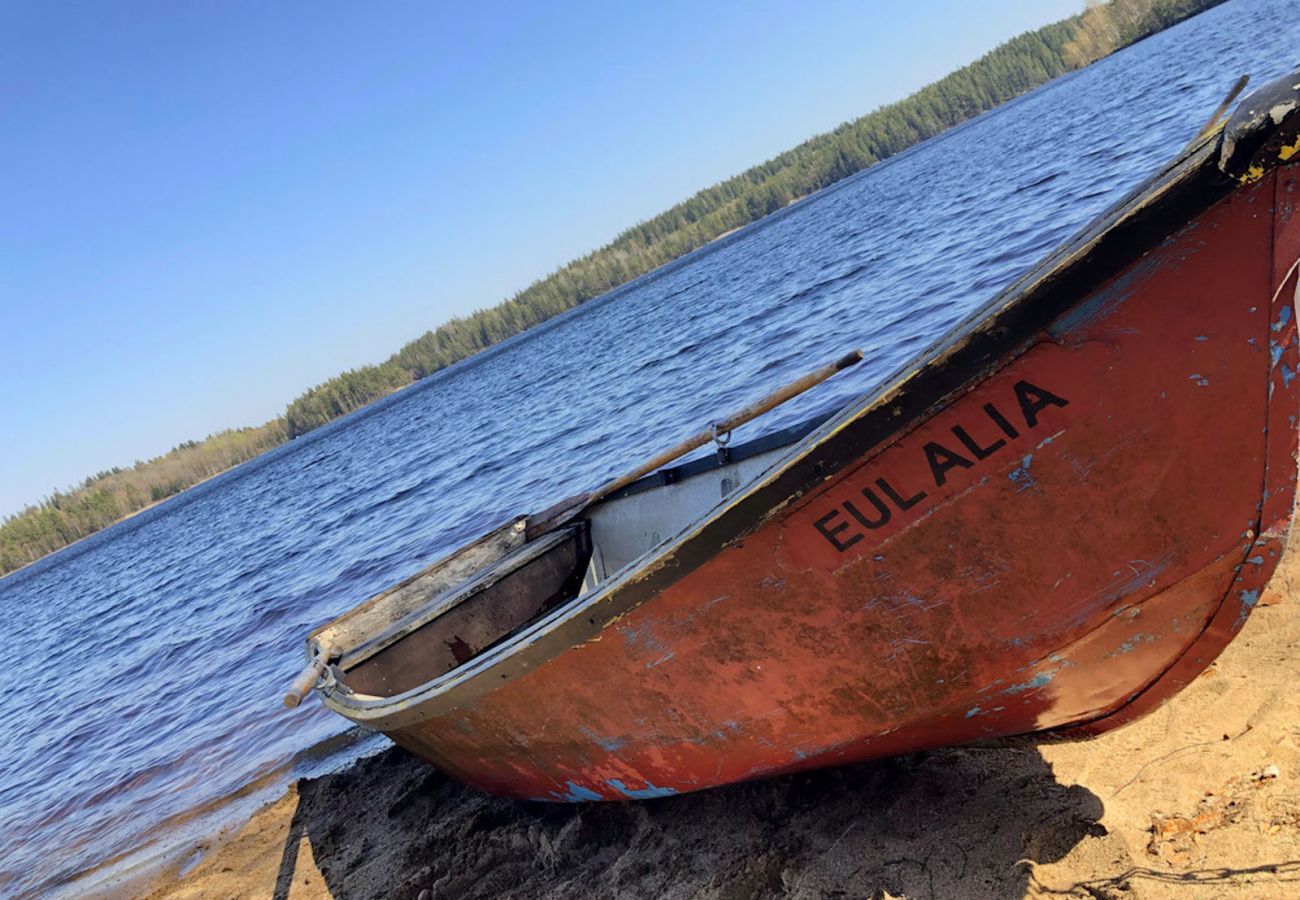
left=0, top=0, right=1083, bottom=517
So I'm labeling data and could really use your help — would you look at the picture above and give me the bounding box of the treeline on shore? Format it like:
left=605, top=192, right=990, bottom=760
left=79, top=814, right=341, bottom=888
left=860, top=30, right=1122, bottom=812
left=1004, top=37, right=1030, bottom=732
left=0, top=422, right=286, bottom=574
left=281, top=0, right=1222, bottom=438
left=2, top=0, right=1225, bottom=576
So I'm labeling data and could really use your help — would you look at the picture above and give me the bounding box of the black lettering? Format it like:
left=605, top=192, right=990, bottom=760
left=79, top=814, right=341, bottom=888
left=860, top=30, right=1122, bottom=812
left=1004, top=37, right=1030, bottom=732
left=875, top=476, right=927, bottom=511
left=814, top=509, right=862, bottom=552
left=1014, top=380, right=1070, bottom=428
left=951, top=424, right=1006, bottom=461
left=845, top=490, right=892, bottom=529
left=983, top=402, right=1020, bottom=439
left=924, top=441, right=974, bottom=487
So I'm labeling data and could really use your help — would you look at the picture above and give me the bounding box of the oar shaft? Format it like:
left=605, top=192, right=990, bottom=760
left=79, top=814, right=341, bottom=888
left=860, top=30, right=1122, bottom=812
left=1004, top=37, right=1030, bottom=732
left=588, top=349, right=863, bottom=505
left=1193, top=74, right=1251, bottom=143
left=716, top=350, right=864, bottom=433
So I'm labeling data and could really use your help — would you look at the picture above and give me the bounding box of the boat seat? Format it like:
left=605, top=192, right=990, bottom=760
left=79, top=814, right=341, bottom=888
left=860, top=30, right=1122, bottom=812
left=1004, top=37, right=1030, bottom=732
left=339, top=523, right=592, bottom=697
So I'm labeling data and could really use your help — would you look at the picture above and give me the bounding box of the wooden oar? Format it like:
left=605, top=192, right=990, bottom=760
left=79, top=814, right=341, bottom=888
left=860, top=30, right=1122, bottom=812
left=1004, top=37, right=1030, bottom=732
left=1190, top=74, right=1251, bottom=146
left=527, top=349, right=864, bottom=537
left=283, top=644, right=336, bottom=709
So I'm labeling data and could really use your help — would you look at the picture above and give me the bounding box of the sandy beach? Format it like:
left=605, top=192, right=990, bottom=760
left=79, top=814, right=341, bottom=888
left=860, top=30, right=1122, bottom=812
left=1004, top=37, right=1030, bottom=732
left=132, top=542, right=1300, bottom=900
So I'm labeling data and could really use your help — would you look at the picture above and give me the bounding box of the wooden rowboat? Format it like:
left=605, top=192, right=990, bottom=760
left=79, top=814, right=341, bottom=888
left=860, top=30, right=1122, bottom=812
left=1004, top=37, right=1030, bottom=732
left=293, top=70, right=1300, bottom=803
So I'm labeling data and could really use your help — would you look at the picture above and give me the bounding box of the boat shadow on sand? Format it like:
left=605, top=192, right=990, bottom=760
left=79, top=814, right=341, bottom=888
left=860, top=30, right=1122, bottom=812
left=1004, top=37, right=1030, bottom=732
left=269, top=741, right=1107, bottom=900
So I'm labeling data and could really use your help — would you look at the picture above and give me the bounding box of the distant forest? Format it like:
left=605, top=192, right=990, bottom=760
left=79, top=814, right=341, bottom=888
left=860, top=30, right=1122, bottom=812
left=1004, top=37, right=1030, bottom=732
left=1, top=0, right=1226, bottom=576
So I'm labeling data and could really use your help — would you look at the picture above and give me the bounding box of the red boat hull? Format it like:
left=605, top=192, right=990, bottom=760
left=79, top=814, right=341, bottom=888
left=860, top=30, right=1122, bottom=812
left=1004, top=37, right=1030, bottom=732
left=368, top=161, right=1300, bottom=802
left=312, top=73, right=1300, bottom=802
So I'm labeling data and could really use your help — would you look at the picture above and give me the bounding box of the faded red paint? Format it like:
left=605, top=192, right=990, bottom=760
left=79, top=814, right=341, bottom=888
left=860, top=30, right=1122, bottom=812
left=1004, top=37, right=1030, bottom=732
left=1275, top=169, right=1300, bottom=290
left=372, top=169, right=1300, bottom=803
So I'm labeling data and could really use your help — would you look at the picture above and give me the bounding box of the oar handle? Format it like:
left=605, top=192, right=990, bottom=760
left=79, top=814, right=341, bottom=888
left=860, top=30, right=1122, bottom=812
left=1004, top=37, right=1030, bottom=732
left=283, top=645, right=335, bottom=709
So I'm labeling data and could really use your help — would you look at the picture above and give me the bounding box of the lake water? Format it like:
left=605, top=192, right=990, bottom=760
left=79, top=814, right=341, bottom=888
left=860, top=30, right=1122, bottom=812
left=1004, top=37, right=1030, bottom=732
left=5, top=1, right=1299, bottom=894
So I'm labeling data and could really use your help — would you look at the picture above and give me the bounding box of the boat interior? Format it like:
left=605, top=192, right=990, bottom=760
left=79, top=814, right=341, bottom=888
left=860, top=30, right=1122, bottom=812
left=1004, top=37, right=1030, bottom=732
left=313, top=414, right=832, bottom=699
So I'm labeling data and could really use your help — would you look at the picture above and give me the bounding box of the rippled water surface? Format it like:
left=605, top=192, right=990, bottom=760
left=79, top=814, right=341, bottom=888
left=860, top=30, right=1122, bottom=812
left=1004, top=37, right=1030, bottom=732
left=5, top=1, right=1300, bottom=894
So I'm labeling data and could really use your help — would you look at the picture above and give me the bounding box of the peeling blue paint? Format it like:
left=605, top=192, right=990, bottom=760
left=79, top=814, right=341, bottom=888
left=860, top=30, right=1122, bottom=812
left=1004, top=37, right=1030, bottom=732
left=965, top=706, right=982, bottom=718
left=608, top=779, right=678, bottom=799
left=553, top=781, right=603, bottom=802
left=1237, top=588, right=1262, bottom=629
left=1008, top=453, right=1036, bottom=491
left=1112, top=633, right=1157, bottom=655
left=1271, top=342, right=1285, bottom=367
left=1003, top=671, right=1055, bottom=694
left=1195, top=335, right=1209, bottom=342
left=1283, top=363, right=1296, bottom=389
left=578, top=727, right=630, bottom=752
left=1188, top=373, right=1210, bottom=387
left=1248, top=556, right=1266, bottom=566
left=1274, top=306, right=1292, bottom=332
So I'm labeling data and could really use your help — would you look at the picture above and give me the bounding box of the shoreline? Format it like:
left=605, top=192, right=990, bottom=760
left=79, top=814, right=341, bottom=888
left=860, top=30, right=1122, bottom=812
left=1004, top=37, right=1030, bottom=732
left=133, top=543, right=1300, bottom=899
left=0, top=464, right=235, bottom=585
left=52, top=727, right=391, bottom=900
